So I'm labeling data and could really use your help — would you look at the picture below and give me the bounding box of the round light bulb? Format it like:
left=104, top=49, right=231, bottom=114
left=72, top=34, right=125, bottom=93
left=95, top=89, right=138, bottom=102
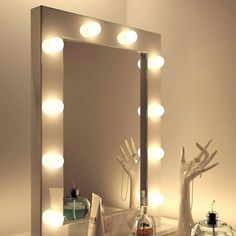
left=42, top=209, right=64, bottom=227
left=148, top=192, right=165, bottom=206
left=148, top=147, right=165, bottom=160
left=137, top=104, right=165, bottom=117
left=137, top=55, right=165, bottom=69
left=42, top=153, right=64, bottom=168
left=148, top=104, right=165, bottom=117
left=42, top=99, right=64, bottom=115
left=80, top=21, right=101, bottom=38
left=117, top=30, right=138, bottom=45
left=148, top=56, right=165, bottom=69
left=42, top=37, right=64, bottom=54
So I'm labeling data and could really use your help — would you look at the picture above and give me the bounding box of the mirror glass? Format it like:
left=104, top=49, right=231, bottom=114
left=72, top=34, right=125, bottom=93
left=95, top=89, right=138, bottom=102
left=63, top=41, right=140, bottom=218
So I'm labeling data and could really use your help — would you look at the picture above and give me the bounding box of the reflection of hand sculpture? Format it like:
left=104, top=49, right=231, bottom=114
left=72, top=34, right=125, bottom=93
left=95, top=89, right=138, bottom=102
left=177, top=140, right=219, bottom=236
left=115, top=137, right=140, bottom=209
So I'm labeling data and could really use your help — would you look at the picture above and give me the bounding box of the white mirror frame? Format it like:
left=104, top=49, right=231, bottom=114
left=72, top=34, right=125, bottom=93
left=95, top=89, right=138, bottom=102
left=31, top=5, right=163, bottom=236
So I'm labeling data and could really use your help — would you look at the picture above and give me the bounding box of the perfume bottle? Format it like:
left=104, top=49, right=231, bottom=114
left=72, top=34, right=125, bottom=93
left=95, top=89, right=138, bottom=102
left=133, top=206, right=155, bottom=236
left=63, top=180, right=90, bottom=221
left=191, top=201, right=234, bottom=236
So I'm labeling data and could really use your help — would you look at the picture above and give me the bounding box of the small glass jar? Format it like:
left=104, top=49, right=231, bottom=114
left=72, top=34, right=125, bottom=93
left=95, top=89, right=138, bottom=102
left=191, top=209, right=234, bottom=236
left=133, top=206, right=155, bottom=236
left=63, top=187, right=90, bottom=221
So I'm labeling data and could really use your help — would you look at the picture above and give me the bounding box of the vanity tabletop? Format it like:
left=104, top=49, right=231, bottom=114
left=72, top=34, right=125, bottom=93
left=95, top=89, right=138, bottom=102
left=157, top=217, right=178, bottom=236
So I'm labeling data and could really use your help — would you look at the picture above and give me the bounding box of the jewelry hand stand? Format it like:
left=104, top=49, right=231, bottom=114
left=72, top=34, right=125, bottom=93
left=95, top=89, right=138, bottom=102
left=177, top=139, right=219, bottom=236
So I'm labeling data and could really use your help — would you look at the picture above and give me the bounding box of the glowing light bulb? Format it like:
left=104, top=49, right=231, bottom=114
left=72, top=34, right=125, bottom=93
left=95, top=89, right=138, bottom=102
left=138, top=147, right=164, bottom=160
left=137, top=104, right=165, bottom=117
left=42, top=209, right=64, bottom=227
left=148, top=192, right=164, bottom=206
left=42, top=153, right=64, bottom=168
left=148, top=104, right=165, bottom=117
left=117, top=30, right=138, bottom=45
left=80, top=21, right=101, bottom=38
left=148, top=147, right=165, bottom=160
left=42, top=99, right=64, bottom=115
left=137, top=55, right=165, bottom=69
left=42, top=37, right=64, bottom=54
left=148, top=56, right=165, bottom=69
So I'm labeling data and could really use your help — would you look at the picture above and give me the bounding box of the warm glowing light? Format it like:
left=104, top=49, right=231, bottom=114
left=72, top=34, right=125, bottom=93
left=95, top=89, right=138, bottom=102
left=148, top=104, right=165, bottom=117
left=148, top=192, right=165, bottom=206
left=148, top=56, right=165, bottom=69
left=80, top=21, right=101, bottom=38
left=42, top=37, right=64, bottom=54
left=117, top=30, right=138, bottom=45
left=137, top=104, right=165, bottom=117
left=137, top=147, right=164, bottom=160
left=42, top=209, right=64, bottom=227
left=137, top=55, right=165, bottom=69
left=137, top=191, right=164, bottom=205
left=42, top=99, right=64, bottom=115
left=42, top=153, right=64, bottom=168
left=148, top=147, right=165, bottom=160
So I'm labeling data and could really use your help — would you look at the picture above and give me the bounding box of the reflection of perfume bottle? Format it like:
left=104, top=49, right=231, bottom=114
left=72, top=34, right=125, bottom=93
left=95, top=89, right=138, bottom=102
left=63, top=180, right=90, bottom=221
left=191, top=201, right=234, bottom=236
left=133, top=206, right=155, bottom=236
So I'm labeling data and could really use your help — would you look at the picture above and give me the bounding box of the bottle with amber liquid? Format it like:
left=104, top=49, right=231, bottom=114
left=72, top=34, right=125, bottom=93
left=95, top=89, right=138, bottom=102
left=133, top=205, right=155, bottom=236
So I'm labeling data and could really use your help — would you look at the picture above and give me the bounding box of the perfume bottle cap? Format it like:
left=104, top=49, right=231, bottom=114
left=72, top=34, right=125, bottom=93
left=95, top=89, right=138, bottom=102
left=207, top=212, right=217, bottom=226
left=71, top=188, right=79, bottom=198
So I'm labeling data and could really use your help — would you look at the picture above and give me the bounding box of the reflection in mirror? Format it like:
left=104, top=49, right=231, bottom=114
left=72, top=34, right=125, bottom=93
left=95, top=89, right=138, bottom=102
left=63, top=41, right=140, bottom=221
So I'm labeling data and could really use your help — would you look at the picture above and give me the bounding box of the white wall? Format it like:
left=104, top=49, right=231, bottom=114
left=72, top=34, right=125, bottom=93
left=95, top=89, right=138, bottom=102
left=0, top=1, right=126, bottom=235
left=1, top=0, right=236, bottom=235
left=127, top=0, right=236, bottom=228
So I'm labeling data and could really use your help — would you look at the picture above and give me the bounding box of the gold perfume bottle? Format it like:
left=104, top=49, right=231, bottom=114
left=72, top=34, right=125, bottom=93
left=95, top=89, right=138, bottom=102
left=133, top=206, right=155, bottom=236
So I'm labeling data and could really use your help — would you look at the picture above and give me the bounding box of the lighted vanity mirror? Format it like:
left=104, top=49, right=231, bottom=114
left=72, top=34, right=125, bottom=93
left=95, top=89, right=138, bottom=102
left=31, top=5, right=161, bottom=236
left=63, top=40, right=140, bottom=215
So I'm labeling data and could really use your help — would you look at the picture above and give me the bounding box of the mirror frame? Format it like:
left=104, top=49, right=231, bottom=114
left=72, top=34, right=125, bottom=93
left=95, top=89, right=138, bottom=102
left=31, top=5, right=162, bottom=236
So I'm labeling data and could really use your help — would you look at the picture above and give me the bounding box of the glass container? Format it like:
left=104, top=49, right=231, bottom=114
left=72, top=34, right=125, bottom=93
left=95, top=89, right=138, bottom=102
left=64, top=185, right=90, bottom=221
left=191, top=201, right=234, bottom=236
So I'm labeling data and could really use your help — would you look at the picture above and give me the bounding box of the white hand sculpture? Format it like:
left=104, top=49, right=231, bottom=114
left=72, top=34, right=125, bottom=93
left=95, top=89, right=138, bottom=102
left=177, top=139, right=219, bottom=236
left=115, top=137, right=140, bottom=209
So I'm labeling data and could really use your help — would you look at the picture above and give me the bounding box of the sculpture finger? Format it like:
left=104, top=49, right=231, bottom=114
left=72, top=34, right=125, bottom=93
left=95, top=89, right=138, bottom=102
left=181, top=146, right=186, bottom=162
left=120, top=145, right=129, bottom=161
left=194, top=139, right=212, bottom=161
left=125, top=139, right=133, bottom=157
left=115, top=154, right=123, bottom=163
left=130, top=137, right=137, bottom=153
left=202, top=162, right=219, bottom=173
left=190, top=162, right=219, bottom=179
left=198, top=150, right=217, bottom=170
left=193, top=150, right=208, bottom=170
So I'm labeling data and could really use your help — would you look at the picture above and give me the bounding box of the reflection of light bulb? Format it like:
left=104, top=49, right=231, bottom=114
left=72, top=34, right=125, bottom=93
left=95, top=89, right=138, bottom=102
left=42, top=153, right=64, bottom=168
left=137, top=55, right=165, bottom=69
left=42, top=37, right=64, bottom=54
left=148, top=147, right=165, bottom=160
left=80, top=22, right=101, bottom=38
left=137, top=104, right=165, bottom=117
left=42, top=99, right=64, bottom=115
left=42, top=209, right=64, bottom=227
left=148, top=192, right=164, bottom=206
left=117, top=30, right=137, bottom=45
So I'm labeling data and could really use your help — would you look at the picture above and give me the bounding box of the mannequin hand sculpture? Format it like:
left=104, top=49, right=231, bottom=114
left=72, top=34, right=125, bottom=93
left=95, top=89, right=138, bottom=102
left=177, top=139, right=219, bottom=236
left=115, top=137, right=140, bottom=209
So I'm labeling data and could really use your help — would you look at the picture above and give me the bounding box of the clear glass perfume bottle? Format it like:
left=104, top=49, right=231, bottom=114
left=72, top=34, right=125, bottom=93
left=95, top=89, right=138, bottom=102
left=63, top=181, right=90, bottom=221
left=191, top=201, right=234, bottom=236
left=133, top=206, right=155, bottom=236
